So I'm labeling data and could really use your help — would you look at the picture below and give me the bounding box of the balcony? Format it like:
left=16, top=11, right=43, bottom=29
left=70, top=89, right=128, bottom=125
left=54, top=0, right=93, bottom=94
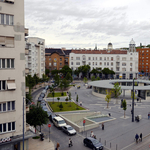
left=25, top=68, right=29, bottom=74
left=25, top=49, right=29, bottom=55
left=25, top=28, right=29, bottom=36
left=4, top=0, right=14, bottom=4
left=82, top=58, right=86, bottom=62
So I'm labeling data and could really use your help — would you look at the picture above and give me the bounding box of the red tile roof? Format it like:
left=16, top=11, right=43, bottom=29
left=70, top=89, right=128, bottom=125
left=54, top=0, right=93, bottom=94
left=71, top=50, right=127, bottom=54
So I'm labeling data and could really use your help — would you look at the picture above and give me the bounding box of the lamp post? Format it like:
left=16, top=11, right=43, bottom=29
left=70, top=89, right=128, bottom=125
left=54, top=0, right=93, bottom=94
left=132, top=79, right=134, bottom=122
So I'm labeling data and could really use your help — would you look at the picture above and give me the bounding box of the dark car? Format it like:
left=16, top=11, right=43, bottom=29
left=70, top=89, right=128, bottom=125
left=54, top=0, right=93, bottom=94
left=49, top=114, right=57, bottom=123
left=38, top=96, right=43, bottom=102
left=40, top=93, right=45, bottom=98
left=83, top=137, right=103, bottom=150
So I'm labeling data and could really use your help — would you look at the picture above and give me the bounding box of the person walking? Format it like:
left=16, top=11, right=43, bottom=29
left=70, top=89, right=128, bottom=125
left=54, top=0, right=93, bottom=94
left=102, top=123, right=104, bottom=130
left=90, top=131, right=94, bottom=137
left=140, top=133, right=142, bottom=142
left=55, top=142, right=60, bottom=150
left=148, top=112, right=150, bottom=119
left=135, top=133, right=139, bottom=143
left=69, top=138, right=73, bottom=147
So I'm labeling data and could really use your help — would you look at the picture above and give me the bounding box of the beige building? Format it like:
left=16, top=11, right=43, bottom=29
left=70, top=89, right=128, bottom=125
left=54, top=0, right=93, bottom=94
left=0, top=0, right=31, bottom=149
left=25, top=37, right=45, bottom=78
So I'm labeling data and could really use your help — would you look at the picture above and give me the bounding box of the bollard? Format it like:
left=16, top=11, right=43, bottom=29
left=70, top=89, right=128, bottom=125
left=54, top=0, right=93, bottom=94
left=110, top=142, right=111, bottom=148
left=116, top=144, right=117, bottom=150
left=105, top=140, right=106, bottom=146
left=99, top=138, right=101, bottom=142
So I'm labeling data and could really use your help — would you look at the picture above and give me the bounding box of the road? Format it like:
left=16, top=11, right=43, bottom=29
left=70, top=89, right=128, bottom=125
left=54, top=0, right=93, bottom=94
left=32, top=81, right=150, bottom=150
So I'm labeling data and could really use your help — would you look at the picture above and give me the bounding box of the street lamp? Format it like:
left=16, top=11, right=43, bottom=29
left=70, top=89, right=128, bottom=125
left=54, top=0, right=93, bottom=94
left=132, top=79, right=134, bottom=122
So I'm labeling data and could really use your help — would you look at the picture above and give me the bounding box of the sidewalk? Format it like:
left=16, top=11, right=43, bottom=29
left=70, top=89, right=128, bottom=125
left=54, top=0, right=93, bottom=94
left=28, top=136, right=55, bottom=150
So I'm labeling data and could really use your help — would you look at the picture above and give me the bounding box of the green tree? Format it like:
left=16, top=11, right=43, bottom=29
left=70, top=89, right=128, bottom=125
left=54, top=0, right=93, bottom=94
left=78, top=65, right=90, bottom=78
left=54, top=74, right=60, bottom=86
left=65, top=72, right=73, bottom=83
left=26, top=105, right=48, bottom=133
left=105, top=90, right=112, bottom=108
left=122, top=99, right=127, bottom=118
left=59, top=82, right=64, bottom=96
left=59, top=102, right=63, bottom=110
left=96, top=77, right=100, bottom=80
left=91, top=75, right=96, bottom=81
left=112, top=82, right=122, bottom=104
left=57, top=97, right=60, bottom=105
left=68, top=92, right=72, bottom=106
left=45, top=69, right=50, bottom=76
left=76, top=94, right=79, bottom=109
left=42, top=74, right=49, bottom=82
left=90, top=68, right=100, bottom=78
left=83, top=77, right=88, bottom=84
left=131, top=91, right=136, bottom=100
left=51, top=69, right=59, bottom=76
left=60, top=65, right=72, bottom=78
left=61, top=78, right=69, bottom=89
left=33, top=74, right=39, bottom=85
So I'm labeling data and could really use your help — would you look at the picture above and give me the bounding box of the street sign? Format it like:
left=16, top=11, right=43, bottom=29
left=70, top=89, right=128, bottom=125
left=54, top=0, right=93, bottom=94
left=83, top=120, right=86, bottom=124
left=48, top=124, right=51, bottom=127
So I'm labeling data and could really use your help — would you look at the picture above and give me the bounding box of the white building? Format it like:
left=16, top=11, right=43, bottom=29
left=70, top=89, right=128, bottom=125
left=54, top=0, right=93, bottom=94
left=25, top=37, right=45, bottom=78
left=0, top=0, right=31, bottom=149
left=70, top=40, right=138, bottom=79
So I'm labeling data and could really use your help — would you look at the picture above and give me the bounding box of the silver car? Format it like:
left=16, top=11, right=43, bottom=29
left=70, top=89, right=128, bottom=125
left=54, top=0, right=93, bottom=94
left=62, top=125, right=76, bottom=135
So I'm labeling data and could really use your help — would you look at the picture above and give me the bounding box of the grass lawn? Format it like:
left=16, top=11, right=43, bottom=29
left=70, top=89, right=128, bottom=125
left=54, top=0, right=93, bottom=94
left=48, top=102, right=85, bottom=112
left=47, top=92, right=67, bottom=97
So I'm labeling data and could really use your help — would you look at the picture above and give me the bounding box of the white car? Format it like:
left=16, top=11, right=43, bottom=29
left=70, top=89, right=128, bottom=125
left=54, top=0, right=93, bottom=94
left=62, top=125, right=76, bottom=135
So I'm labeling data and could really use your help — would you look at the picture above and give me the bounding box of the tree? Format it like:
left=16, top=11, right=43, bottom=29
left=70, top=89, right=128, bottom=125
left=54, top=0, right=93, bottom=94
left=52, top=91, right=55, bottom=103
left=131, top=91, right=136, bottom=100
left=83, top=77, right=88, bottom=84
left=59, top=82, right=64, bottom=96
left=90, top=68, right=100, bottom=78
left=68, top=92, right=72, bottom=106
left=65, top=97, right=69, bottom=104
left=122, top=99, right=127, bottom=118
left=78, top=65, right=90, bottom=78
left=59, top=102, right=63, bottom=110
left=54, top=74, right=60, bottom=86
left=61, top=78, right=69, bottom=89
left=105, top=90, right=112, bottom=108
left=76, top=94, right=79, bottom=109
left=33, top=74, right=39, bottom=85
left=96, top=77, right=100, bottom=80
left=45, top=68, right=50, bottom=76
left=42, top=74, right=49, bottom=82
left=60, top=65, right=72, bottom=78
left=65, top=72, right=73, bottom=83
left=112, top=82, right=122, bottom=104
left=91, top=75, right=96, bottom=81
left=51, top=69, right=59, bottom=76
left=57, top=97, right=60, bottom=105
left=26, top=105, right=48, bottom=133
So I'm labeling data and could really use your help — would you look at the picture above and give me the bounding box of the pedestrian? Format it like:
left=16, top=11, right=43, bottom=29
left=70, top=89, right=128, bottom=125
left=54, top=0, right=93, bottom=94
left=140, top=133, right=142, bottom=142
left=69, top=138, right=73, bottom=147
left=148, top=112, right=150, bottom=119
left=90, top=131, right=94, bottom=137
left=135, top=133, right=139, bottom=143
left=55, top=142, right=60, bottom=150
left=102, top=123, right=104, bottom=130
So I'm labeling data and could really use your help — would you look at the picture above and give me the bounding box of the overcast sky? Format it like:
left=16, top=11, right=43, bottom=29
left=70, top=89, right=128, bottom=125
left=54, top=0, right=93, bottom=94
left=25, top=0, right=150, bottom=49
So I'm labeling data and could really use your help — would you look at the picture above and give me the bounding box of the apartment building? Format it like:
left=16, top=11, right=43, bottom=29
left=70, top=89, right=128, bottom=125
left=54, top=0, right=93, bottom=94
left=0, top=0, right=30, bottom=149
left=25, top=37, right=45, bottom=78
left=70, top=40, right=139, bottom=79
left=45, top=48, right=71, bottom=73
left=136, top=48, right=150, bottom=75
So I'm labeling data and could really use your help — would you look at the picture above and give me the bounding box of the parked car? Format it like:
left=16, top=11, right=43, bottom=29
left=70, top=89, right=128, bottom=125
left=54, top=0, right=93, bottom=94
left=77, top=85, right=80, bottom=89
left=83, top=137, right=103, bottom=150
left=42, top=107, right=48, bottom=112
left=45, top=85, right=49, bottom=90
left=49, top=114, right=57, bottom=123
left=38, top=96, right=43, bottom=102
left=47, top=111, right=52, bottom=118
left=40, top=103, right=46, bottom=107
left=53, top=116, right=66, bottom=128
left=62, top=125, right=76, bottom=135
left=41, top=89, right=47, bottom=94
left=40, top=93, right=45, bottom=98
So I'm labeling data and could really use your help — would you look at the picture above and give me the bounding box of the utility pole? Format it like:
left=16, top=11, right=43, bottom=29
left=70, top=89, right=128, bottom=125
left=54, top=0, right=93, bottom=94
left=132, top=79, right=134, bottom=122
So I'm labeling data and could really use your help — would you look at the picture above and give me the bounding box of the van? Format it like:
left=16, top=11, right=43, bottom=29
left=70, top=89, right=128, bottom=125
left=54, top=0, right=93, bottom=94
left=53, top=116, right=66, bottom=128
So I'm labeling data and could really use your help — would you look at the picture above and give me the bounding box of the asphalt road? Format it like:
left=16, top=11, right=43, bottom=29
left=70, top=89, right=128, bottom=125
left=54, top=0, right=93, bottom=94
left=32, top=81, right=150, bottom=150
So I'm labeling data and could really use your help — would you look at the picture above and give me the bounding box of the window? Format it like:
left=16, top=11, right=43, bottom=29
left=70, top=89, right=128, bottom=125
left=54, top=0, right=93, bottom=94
left=0, top=14, right=14, bottom=25
left=2, top=59, right=5, bottom=68
left=1, top=81, right=6, bottom=90
left=71, top=57, right=73, bottom=60
left=60, top=63, right=62, bottom=66
left=0, top=122, right=15, bottom=134
left=88, top=57, right=91, bottom=60
left=130, top=63, right=132, bottom=66
left=93, top=62, right=94, bottom=65
left=54, top=58, right=57, bottom=61
left=76, top=57, right=80, bottom=60
left=11, top=59, right=14, bottom=68
left=60, top=58, right=62, bottom=61
left=0, top=36, right=14, bottom=48
left=111, top=62, right=113, bottom=66
left=111, top=57, right=113, bottom=61
left=130, top=57, right=133, bottom=61
left=104, top=62, right=106, bottom=66
left=54, top=62, right=57, bottom=66
left=122, top=63, right=126, bottom=66
left=100, top=57, right=102, bottom=60
left=107, top=62, right=109, bottom=65
left=0, top=101, right=15, bottom=112
left=96, top=57, right=97, bottom=60
left=130, top=68, right=132, bottom=71
left=76, top=62, right=80, bottom=65
left=107, top=57, right=109, bottom=60
left=111, top=68, right=113, bottom=71
left=104, top=57, right=106, bottom=60
left=122, top=57, right=126, bottom=61
left=99, top=62, right=102, bottom=65
left=49, top=58, right=51, bottom=61
left=3, top=103, right=6, bottom=112
left=71, top=62, right=73, bottom=65
left=88, top=62, right=91, bottom=65
left=93, top=57, right=94, bottom=60
left=49, top=63, right=51, bottom=66
left=95, top=62, right=97, bottom=65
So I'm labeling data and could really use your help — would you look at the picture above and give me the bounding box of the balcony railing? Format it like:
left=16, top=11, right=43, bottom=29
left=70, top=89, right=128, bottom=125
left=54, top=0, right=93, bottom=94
left=25, top=49, right=29, bottom=55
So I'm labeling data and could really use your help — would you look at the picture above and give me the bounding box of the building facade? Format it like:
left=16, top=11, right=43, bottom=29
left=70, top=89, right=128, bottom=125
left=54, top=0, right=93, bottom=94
left=70, top=41, right=138, bottom=79
left=45, top=48, right=71, bottom=74
left=25, top=37, right=45, bottom=78
left=0, top=0, right=30, bottom=149
left=136, top=47, right=150, bottom=75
